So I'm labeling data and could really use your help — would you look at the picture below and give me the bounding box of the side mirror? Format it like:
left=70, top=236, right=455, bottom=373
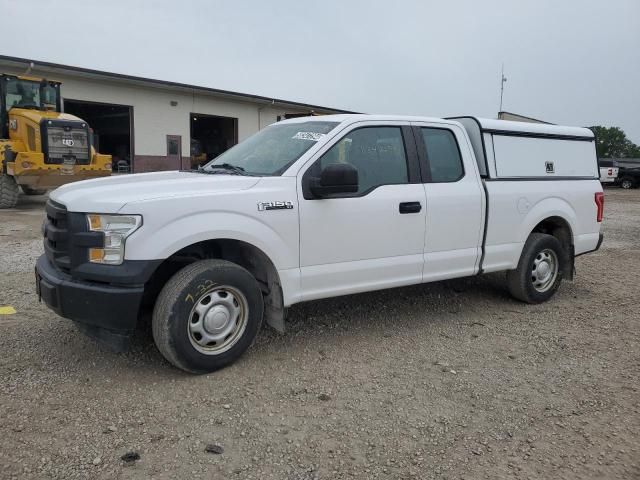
left=310, top=163, right=359, bottom=198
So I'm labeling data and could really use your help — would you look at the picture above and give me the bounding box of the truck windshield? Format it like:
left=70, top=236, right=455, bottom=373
left=203, top=121, right=338, bottom=176
left=4, top=78, right=59, bottom=112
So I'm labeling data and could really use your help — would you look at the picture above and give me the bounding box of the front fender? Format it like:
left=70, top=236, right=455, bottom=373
left=124, top=210, right=298, bottom=270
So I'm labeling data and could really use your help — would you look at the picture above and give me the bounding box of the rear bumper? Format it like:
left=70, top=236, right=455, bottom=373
left=575, top=233, right=604, bottom=257
left=595, top=232, right=604, bottom=251
left=35, top=255, right=144, bottom=351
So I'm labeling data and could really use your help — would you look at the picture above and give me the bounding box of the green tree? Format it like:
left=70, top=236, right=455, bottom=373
left=627, top=142, right=640, bottom=158
left=589, top=126, right=640, bottom=158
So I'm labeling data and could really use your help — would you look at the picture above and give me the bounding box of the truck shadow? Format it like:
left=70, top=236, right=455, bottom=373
left=125, top=272, right=514, bottom=362
left=57, top=270, right=547, bottom=376
left=76, top=267, right=588, bottom=377
left=265, top=272, right=511, bottom=339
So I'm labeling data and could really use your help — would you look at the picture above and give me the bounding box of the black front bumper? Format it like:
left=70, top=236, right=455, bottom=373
left=36, top=255, right=145, bottom=351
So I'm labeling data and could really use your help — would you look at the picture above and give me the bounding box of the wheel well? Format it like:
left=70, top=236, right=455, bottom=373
left=531, top=216, right=574, bottom=279
left=142, top=239, right=285, bottom=332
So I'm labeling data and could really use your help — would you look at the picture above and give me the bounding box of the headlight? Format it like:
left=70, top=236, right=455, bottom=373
left=86, top=214, right=142, bottom=265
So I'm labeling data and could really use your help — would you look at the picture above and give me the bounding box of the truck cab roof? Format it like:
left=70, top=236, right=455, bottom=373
left=276, top=113, right=594, bottom=139
left=277, top=114, right=596, bottom=179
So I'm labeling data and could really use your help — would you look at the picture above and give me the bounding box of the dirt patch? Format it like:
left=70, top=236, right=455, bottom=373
left=0, top=189, right=638, bottom=479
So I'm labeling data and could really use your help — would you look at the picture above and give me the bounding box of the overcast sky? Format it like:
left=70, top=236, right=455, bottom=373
left=3, top=0, right=639, bottom=141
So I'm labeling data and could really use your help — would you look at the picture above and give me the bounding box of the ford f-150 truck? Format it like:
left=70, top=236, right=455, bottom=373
left=35, top=114, right=604, bottom=373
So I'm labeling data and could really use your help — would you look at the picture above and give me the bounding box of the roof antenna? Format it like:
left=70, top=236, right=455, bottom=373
left=499, top=63, right=507, bottom=118
left=23, top=61, right=35, bottom=76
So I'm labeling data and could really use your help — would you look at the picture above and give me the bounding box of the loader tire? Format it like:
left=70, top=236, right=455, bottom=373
left=0, top=174, right=19, bottom=209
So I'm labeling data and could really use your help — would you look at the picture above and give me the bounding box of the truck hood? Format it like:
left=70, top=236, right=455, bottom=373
left=50, top=171, right=261, bottom=213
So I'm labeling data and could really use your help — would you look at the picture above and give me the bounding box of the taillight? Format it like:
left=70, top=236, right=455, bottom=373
left=608, top=168, right=613, bottom=175
left=595, top=192, right=604, bottom=222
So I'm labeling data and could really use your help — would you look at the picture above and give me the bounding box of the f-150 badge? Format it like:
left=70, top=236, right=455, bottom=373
left=257, top=201, right=294, bottom=211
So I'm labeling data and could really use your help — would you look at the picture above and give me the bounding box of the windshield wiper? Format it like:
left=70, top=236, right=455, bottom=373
left=202, top=163, right=249, bottom=176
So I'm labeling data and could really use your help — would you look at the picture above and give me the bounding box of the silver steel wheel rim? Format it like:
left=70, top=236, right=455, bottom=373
left=531, top=248, right=559, bottom=293
left=187, top=285, right=248, bottom=355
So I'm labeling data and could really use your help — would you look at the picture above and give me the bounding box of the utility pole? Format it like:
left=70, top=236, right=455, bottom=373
left=499, top=64, right=507, bottom=116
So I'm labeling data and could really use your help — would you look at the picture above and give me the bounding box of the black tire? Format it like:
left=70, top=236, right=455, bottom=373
left=20, top=185, right=47, bottom=196
left=507, top=233, right=568, bottom=304
left=0, top=174, right=19, bottom=209
left=619, top=176, right=635, bottom=189
left=152, top=259, right=264, bottom=373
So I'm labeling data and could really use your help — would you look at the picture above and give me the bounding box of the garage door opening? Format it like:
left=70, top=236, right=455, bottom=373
left=63, top=99, right=133, bottom=173
left=190, top=113, right=238, bottom=169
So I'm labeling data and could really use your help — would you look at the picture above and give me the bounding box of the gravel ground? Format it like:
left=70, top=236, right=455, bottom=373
left=0, top=189, right=638, bottom=480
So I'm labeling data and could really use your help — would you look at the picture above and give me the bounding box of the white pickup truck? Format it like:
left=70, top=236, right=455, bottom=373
left=598, top=159, right=619, bottom=184
left=36, top=114, right=604, bottom=373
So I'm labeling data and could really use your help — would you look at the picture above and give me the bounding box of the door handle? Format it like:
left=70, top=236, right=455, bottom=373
left=399, top=201, right=422, bottom=214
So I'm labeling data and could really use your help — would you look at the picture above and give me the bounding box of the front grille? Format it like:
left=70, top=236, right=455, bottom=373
left=43, top=120, right=91, bottom=165
left=43, top=200, right=71, bottom=271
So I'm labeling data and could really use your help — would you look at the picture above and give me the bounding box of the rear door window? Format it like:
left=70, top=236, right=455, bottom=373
left=421, top=128, right=464, bottom=182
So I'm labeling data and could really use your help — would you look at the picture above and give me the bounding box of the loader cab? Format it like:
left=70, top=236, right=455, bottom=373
left=0, top=74, right=61, bottom=137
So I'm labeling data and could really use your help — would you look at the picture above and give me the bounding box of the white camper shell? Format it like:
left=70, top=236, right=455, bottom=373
left=450, top=117, right=599, bottom=180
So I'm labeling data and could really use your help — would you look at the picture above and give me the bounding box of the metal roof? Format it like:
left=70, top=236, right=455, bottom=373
left=0, top=55, right=355, bottom=114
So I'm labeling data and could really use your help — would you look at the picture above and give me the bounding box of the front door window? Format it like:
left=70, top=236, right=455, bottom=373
left=311, top=126, right=409, bottom=195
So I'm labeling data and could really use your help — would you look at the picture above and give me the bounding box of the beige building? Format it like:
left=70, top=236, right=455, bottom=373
left=0, top=55, right=350, bottom=173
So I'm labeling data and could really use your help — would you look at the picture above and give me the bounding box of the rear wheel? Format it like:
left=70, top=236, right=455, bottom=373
left=619, top=176, right=635, bottom=189
left=507, top=233, right=568, bottom=304
left=20, top=185, right=47, bottom=196
left=0, top=174, right=19, bottom=209
left=152, top=259, right=264, bottom=373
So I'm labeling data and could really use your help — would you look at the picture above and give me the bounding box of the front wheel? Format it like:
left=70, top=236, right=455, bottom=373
left=507, top=233, right=568, bottom=304
left=152, top=259, right=264, bottom=373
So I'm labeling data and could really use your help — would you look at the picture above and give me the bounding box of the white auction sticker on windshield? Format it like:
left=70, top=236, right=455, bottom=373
left=292, top=132, right=326, bottom=141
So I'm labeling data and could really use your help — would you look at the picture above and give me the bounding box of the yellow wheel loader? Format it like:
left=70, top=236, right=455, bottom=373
left=0, top=74, right=112, bottom=208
